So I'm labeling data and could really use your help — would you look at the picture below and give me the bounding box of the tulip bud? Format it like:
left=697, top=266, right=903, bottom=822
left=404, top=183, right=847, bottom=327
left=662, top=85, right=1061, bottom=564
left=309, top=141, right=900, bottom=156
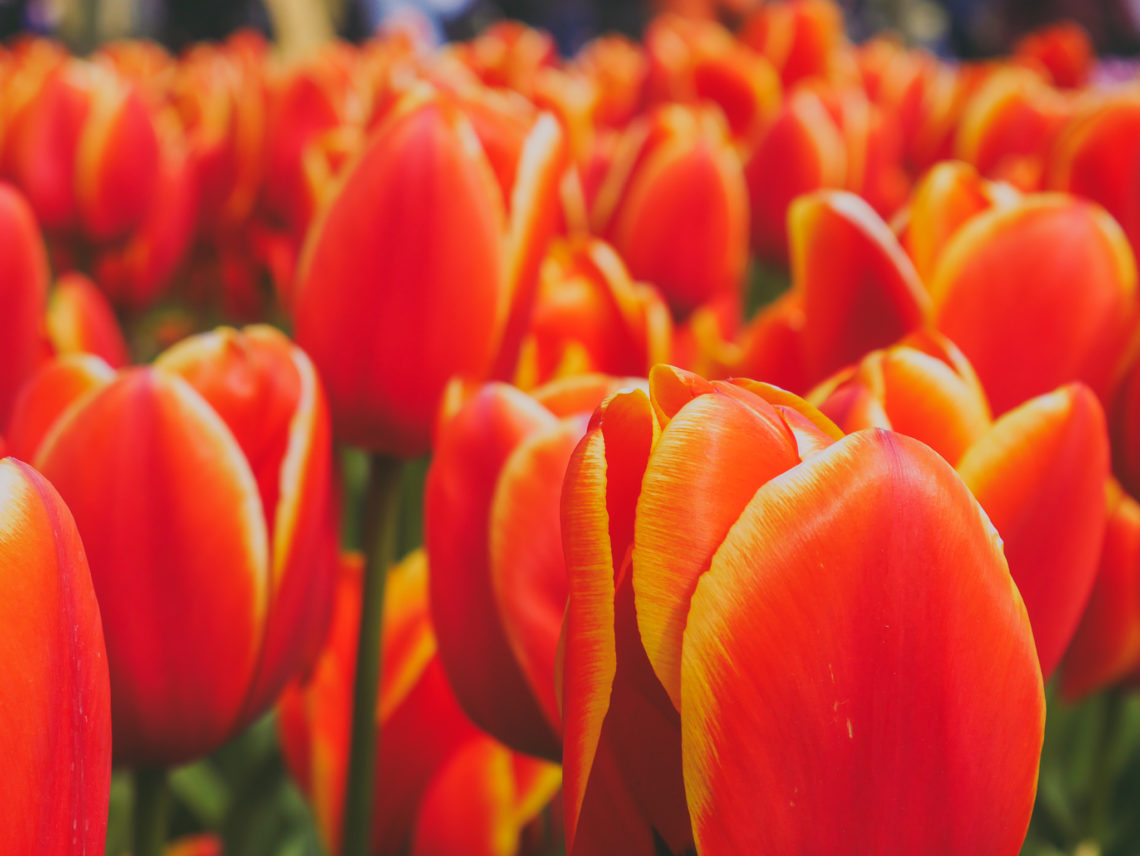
left=592, top=104, right=749, bottom=321
left=0, top=457, right=112, bottom=853
left=33, top=326, right=338, bottom=765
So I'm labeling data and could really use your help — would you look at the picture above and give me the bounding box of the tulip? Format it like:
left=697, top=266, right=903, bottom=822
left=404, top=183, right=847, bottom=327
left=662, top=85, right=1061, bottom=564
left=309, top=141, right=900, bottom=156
left=744, top=89, right=846, bottom=263
left=29, top=325, right=338, bottom=766
left=591, top=103, right=749, bottom=321
left=930, top=194, right=1137, bottom=413
left=954, top=67, right=1070, bottom=189
left=811, top=331, right=991, bottom=464
left=0, top=182, right=50, bottom=431
left=278, top=550, right=561, bottom=856
left=516, top=237, right=672, bottom=387
left=1047, top=95, right=1140, bottom=261
left=294, top=87, right=568, bottom=455
left=426, top=374, right=637, bottom=760
left=739, top=0, right=850, bottom=88
left=812, top=340, right=1110, bottom=677
left=0, top=456, right=112, bottom=853
left=1061, top=483, right=1140, bottom=700
left=1014, top=22, right=1094, bottom=89
left=789, top=190, right=929, bottom=386
left=895, top=160, right=1019, bottom=283
left=561, top=366, right=1043, bottom=854
left=46, top=271, right=129, bottom=368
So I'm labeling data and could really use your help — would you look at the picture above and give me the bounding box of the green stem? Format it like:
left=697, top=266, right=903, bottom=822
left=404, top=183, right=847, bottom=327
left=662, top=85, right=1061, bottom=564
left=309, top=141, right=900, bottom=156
left=133, top=767, right=170, bottom=856
left=342, top=454, right=405, bottom=856
left=1087, top=690, right=1125, bottom=844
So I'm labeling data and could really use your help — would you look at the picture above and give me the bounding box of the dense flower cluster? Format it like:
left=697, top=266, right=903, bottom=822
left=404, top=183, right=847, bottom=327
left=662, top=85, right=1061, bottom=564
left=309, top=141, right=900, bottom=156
left=1, top=3, right=1138, bottom=855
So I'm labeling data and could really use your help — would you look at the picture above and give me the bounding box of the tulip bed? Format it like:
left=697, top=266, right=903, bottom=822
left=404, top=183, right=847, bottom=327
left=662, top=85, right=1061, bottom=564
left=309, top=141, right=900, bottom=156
left=5, top=2, right=1140, bottom=855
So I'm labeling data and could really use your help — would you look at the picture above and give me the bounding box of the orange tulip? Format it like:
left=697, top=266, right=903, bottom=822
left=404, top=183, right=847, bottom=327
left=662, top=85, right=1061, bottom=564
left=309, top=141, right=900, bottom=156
left=744, top=89, right=846, bottom=262
left=895, top=160, right=1019, bottom=283
left=561, top=365, right=1043, bottom=855
left=739, top=0, right=850, bottom=88
left=812, top=340, right=1110, bottom=678
left=45, top=271, right=129, bottom=368
left=0, top=182, right=50, bottom=431
left=294, top=88, right=567, bottom=455
left=0, top=457, right=112, bottom=853
left=591, top=103, right=749, bottom=320
left=1048, top=95, right=1140, bottom=261
left=516, top=237, right=672, bottom=387
left=29, top=325, right=338, bottom=765
left=930, top=194, right=1137, bottom=413
left=278, top=550, right=560, bottom=856
left=789, top=190, right=929, bottom=386
left=811, top=331, right=991, bottom=464
left=643, top=15, right=781, bottom=145
left=426, top=374, right=636, bottom=760
left=1014, top=22, right=1094, bottom=89
left=1061, top=482, right=1140, bottom=700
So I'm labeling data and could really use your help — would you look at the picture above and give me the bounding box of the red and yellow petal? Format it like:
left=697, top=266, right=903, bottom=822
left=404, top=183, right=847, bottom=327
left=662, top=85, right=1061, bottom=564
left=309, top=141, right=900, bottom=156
left=426, top=383, right=562, bottom=758
left=682, top=430, right=1043, bottom=855
left=45, top=272, right=129, bottom=368
left=791, top=190, right=930, bottom=385
left=35, top=368, right=270, bottom=765
left=5, top=353, right=116, bottom=462
left=957, top=384, right=1109, bottom=677
left=0, top=458, right=111, bottom=854
left=633, top=387, right=800, bottom=708
left=932, top=195, right=1137, bottom=412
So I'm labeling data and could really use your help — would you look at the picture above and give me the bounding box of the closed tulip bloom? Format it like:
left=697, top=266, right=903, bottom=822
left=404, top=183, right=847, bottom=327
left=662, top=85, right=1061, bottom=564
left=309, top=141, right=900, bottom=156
left=0, top=457, right=112, bottom=854
left=278, top=550, right=560, bottom=856
left=1014, top=22, right=1094, bottom=89
left=426, top=374, right=636, bottom=760
left=1061, top=482, right=1140, bottom=700
left=46, top=272, right=129, bottom=368
left=294, top=89, right=567, bottom=455
left=31, top=325, right=338, bottom=765
left=591, top=103, right=749, bottom=320
left=811, top=331, right=991, bottom=465
left=562, top=365, right=1044, bottom=855
left=957, top=384, right=1109, bottom=678
left=790, top=190, right=930, bottom=386
left=517, top=237, right=672, bottom=387
left=931, top=194, right=1137, bottom=413
left=1048, top=96, right=1140, bottom=261
left=0, top=182, right=50, bottom=431
left=896, top=160, right=1019, bottom=283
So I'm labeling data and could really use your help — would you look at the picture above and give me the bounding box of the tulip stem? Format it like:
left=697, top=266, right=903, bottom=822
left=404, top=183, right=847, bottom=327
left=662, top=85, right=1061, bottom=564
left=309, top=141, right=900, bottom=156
left=1087, top=690, right=1125, bottom=844
left=133, top=766, right=170, bottom=856
left=342, top=453, right=405, bottom=856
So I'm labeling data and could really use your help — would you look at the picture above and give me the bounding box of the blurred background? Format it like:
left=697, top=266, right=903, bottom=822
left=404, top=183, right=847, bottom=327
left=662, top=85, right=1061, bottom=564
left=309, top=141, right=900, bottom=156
left=7, top=0, right=1140, bottom=59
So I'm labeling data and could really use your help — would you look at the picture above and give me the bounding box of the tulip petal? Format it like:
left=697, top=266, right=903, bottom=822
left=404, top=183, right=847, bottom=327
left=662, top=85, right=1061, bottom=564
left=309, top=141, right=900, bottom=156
left=0, top=458, right=111, bottom=853
left=682, top=430, right=1044, bottom=856
left=633, top=388, right=800, bottom=709
left=957, top=384, right=1109, bottom=677
left=791, top=190, right=930, bottom=384
left=427, top=384, right=562, bottom=758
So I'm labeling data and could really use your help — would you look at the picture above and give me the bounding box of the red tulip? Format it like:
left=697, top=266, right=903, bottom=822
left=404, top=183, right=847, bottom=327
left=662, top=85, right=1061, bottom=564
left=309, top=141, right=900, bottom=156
left=517, top=237, right=672, bottom=387
left=278, top=550, right=560, bottom=856
left=1061, top=482, right=1140, bottom=700
left=1014, top=22, right=1094, bottom=89
left=45, top=272, right=129, bottom=368
left=32, top=325, right=338, bottom=765
left=426, top=374, right=635, bottom=759
left=561, top=365, right=1043, bottom=855
left=790, top=190, right=929, bottom=386
left=294, top=88, right=567, bottom=454
left=0, top=182, right=50, bottom=431
left=0, top=457, right=111, bottom=853
left=931, top=194, right=1137, bottom=413
left=592, top=103, right=749, bottom=320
